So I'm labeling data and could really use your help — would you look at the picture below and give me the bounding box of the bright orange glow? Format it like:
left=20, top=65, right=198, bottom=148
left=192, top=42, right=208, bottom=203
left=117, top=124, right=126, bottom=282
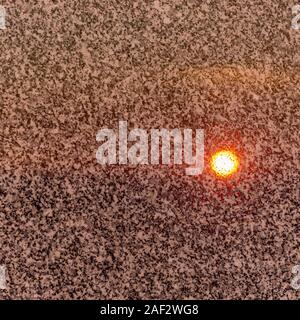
left=211, top=150, right=239, bottom=177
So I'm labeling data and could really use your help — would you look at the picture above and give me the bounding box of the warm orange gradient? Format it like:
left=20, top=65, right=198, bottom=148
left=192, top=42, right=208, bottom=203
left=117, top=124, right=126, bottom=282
left=211, top=150, right=239, bottom=177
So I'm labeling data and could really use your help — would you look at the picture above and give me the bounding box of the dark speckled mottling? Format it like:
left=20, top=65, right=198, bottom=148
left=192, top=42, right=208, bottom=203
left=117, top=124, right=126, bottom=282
left=0, top=0, right=300, bottom=299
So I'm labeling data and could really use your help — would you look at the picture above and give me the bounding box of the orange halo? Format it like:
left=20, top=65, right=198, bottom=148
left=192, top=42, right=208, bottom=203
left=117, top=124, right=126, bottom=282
left=211, top=150, right=239, bottom=177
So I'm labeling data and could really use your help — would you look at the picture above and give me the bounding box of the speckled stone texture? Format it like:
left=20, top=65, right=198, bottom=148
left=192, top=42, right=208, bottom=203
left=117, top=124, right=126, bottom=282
left=0, top=0, right=299, bottom=299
